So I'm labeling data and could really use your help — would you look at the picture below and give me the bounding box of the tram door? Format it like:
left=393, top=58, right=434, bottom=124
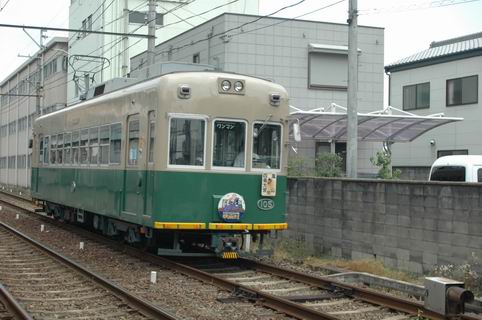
left=122, top=114, right=146, bottom=219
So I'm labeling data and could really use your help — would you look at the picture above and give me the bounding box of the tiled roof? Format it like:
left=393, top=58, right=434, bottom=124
left=385, top=32, right=482, bottom=71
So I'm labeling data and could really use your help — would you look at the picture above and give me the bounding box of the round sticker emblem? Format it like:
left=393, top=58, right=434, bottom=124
left=218, top=193, right=246, bottom=222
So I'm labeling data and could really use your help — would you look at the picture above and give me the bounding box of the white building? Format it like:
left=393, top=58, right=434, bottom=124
left=0, top=37, right=68, bottom=191
left=67, top=0, right=259, bottom=104
left=386, top=32, right=482, bottom=180
left=131, top=13, right=385, bottom=175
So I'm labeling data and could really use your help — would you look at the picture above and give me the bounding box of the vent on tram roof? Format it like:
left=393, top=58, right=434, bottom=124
left=94, top=84, right=105, bottom=97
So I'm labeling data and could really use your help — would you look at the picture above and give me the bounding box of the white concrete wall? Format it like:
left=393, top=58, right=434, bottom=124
left=390, top=55, right=482, bottom=168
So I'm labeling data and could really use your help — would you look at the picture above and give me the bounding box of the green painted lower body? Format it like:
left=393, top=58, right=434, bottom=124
left=31, top=167, right=286, bottom=230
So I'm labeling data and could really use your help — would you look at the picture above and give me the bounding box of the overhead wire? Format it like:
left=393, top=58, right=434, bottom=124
left=148, top=0, right=310, bottom=60
left=358, top=0, right=481, bottom=15
left=68, top=0, right=118, bottom=46
left=228, top=0, right=346, bottom=37
left=155, top=0, right=240, bottom=30
left=0, top=0, right=10, bottom=12
left=92, top=0, right=242, bottom=75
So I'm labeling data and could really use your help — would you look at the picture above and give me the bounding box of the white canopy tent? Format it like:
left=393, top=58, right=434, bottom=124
left=288, top=104, right=463, bottom=143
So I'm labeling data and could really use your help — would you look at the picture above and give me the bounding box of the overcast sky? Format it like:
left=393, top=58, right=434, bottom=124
left=1, top=0, right=481, bottom=89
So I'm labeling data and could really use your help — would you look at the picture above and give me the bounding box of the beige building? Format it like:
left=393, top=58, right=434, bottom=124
left=0, top=37, right=68, bottom=190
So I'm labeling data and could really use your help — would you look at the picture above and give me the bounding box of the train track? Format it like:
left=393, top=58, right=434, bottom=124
left=0, top=192, right=479, bottom=320
left=0, top=283, right=32, bottom=320
left=0, top=207, right=178, bottom=319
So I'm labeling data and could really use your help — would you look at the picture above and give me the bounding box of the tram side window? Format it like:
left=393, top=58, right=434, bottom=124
left=99, top=125, right=109, bottom=165
left=80, top=129, right=89, bottom=165
left=89, top=127, right=99, bottom=165
left=72, top=131, right=80, bottom=165
left=252, top=123, right=281, bottom=170
left=39, top=134, right=43, bottom=164
left=110, top=123, right=121, bottom=164
left=213, top=120, right=246, bottom=168
left=57, top=133, right=63, bottom=165
left=148, top=111, right=155, bottom=164
left=50, top=135, right=57, bottom=165
left=128, top=118, right=140, bottom=166
left=169, top=118, right=205, bottom=166
left=64, top=133, right=72, bottom=165
left=43, top=136, right=49, bottom=165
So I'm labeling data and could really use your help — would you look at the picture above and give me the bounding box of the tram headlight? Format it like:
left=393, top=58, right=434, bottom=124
left=233, top=81, right=244, bottom=92
left=221, top=80, right=231, bottom=91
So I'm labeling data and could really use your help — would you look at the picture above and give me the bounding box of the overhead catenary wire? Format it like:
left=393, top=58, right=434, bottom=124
left=68, top=0, right=117, bottom=44
left=149, top=0, right=334, bottom=60
left=358, top=0, right=481, bottom=14
left=46, top=0, right=240, bottom=93
left=155, top=0, right=240, bottom=30
left=0, top=0, right=10, bottom=12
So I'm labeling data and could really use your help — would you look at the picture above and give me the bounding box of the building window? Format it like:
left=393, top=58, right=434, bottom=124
left=403, top=82, right=430, bottom=110
left=447, top=75, right=478, bottom=106
left=193, top=53, right=200, bottom=64
left=308, top=44, right=355, bottom=90
left=437, top=149, right=468, bottom=158
left=8, top=156, right=16, bottom=169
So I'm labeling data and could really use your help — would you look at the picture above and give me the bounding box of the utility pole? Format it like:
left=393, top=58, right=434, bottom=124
left=147, top=0, right=157, bottom=67
left=346, top=0, right=358, bottom=178
left=122, top=0, right=130, bottom=77
left=36, top=29, right=46, bottom=116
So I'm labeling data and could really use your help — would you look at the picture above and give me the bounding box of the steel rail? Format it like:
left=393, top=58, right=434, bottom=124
left=0, top=200, right=338, bottom=319
left=1, top=193, right=480, bottom=320
left=238, top=258, right=448, bottom=319
left=0, top=221, right=179, bottom=320
left=0, top=284, right=33, bottom=320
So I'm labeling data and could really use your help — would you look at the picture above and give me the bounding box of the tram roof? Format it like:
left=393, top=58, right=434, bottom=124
left=288, top=104, right=463, bottom=143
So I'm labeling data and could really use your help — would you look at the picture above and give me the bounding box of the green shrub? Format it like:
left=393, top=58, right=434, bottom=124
left=315, top=153, right=343, bottom=177
left=288, top=156, right=309, bottom=176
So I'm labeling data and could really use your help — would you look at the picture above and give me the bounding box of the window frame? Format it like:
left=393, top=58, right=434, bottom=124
left=147, top=111, right=156, bottom=165
left=446, top=75, right=479, bottom=107
left=89, top=126, right=100, bottom=166
left=71, top=131, right=80, bottom=166
left=167, top=113, right=208, bottom=170
left=79, top=128, right=89, bottom=166
left=98, top=125, right=110, bottom=166
left=211, top=118, right=248, bottom=172
left=251, top=121, right=283, bottom=173
left=109, top=122, right=122, bottom=165
left=437, top=149, right=469, bottom=158
left=127, top=115, right=140, bottom=167
left=402, top=82, right=430, bottom=111
left=64, top=132, right=72, bottom=166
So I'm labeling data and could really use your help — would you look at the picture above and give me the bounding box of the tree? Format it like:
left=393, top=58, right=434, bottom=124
left=370, top=150, right=401, bottom=179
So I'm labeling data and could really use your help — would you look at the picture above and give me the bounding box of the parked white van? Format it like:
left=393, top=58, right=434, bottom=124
left=429, top=155, right=482, bottom=182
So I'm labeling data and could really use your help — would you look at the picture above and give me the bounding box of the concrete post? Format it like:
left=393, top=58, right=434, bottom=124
left=346, top=0, right=358, bottom=178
